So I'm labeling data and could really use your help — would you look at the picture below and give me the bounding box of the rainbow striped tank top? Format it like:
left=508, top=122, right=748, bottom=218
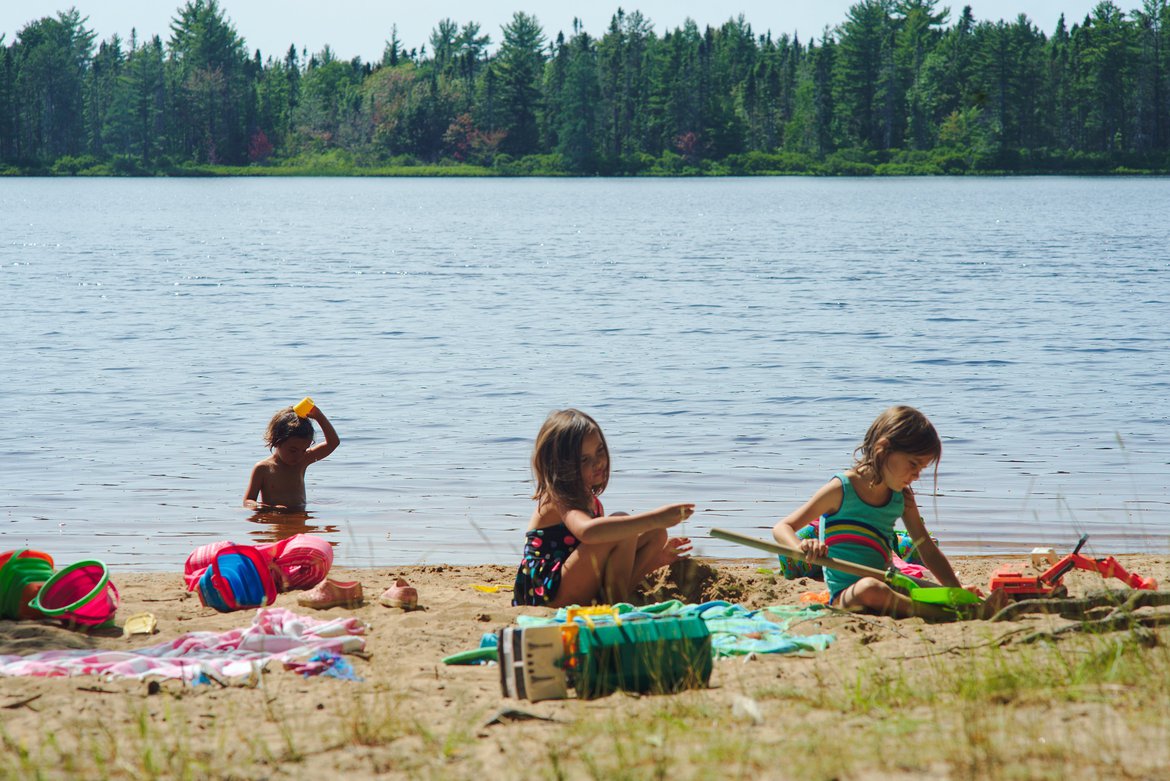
left=823, top=473, right=903, bottom=598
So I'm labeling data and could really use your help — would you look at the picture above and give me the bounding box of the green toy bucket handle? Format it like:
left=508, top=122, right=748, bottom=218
left=28, top=559, right=110, bottom=616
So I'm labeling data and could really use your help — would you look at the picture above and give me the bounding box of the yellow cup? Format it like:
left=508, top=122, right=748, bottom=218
left=293, top=397, right=315, bottom=418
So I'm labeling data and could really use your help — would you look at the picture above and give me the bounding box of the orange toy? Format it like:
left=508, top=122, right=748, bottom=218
left=990, top=535, right=1158, bottom=600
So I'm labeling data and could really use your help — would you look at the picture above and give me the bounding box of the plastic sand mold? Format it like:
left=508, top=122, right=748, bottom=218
left=122, top=612, right=158, bottom=637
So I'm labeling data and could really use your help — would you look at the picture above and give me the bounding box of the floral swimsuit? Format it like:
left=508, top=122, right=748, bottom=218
left=512, top=497, right=602, bottom=607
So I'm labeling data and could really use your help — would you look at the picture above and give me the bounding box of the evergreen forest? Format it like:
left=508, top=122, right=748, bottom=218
left=2, top=0, right=1169, bottom=175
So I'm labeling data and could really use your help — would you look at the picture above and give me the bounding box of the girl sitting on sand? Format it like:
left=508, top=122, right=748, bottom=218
left=512, top=408, right=693, bottom=608
left=773, top=405, right=1006, bottom=619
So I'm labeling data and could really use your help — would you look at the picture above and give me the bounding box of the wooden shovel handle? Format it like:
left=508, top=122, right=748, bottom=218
left=710, top=527, right=891, bottom=580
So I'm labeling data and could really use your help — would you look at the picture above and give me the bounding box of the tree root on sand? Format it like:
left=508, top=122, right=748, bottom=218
left=992, top=590, right=1170, bottom=646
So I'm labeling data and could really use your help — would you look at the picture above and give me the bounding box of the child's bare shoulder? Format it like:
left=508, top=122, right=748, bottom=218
left=529, top=500, right=569, bottom=530
left=809, top=477, right=846, bottom=512
left=251, top=456, right=284, bottom=478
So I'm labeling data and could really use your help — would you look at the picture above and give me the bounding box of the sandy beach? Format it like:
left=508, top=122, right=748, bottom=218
left=3, top=553, right=1170, bottom=780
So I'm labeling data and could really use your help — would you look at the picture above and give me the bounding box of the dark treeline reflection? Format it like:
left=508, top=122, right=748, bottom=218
left=2, top=0, right=1168, bottom=175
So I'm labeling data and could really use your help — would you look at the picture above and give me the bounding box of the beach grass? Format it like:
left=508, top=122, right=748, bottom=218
left=6, top=626, right=1167, bottom=780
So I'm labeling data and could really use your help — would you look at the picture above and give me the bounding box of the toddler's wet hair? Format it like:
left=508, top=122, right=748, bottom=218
left=264, top=407, right=315, bottom=448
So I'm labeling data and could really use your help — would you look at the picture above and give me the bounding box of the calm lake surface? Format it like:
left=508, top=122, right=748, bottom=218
left=2, top=176, right=1168, bottom=570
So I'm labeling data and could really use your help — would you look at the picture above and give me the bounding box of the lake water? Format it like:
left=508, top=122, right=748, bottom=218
left=2, top=176, right=1168, bottom=571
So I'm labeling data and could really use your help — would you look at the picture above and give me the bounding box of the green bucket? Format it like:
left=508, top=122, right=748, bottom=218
left=0, top=550, right=55, bottom=620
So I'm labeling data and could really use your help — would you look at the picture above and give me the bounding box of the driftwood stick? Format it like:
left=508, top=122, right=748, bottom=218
left=990, top=590, right=1170, bottom=623
left=1013, top=611, right=1170, bottom=645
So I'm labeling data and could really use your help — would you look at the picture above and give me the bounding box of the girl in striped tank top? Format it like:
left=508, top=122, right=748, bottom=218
left=772, top=406, right=1004, bottom=619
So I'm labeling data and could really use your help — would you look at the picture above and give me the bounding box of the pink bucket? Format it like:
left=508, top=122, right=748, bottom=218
left=29, top=560, right=120, bottom=627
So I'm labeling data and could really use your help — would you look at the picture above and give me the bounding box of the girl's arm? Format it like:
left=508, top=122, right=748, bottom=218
left=243, top=463, right=265, bottom=508
left=562, top=503, right=693, bottom=545
left=305, top=407, right=341, bottom=462
left=772, top=480, right=843, bottom=559
left=901, top=488, right=963, bottom=589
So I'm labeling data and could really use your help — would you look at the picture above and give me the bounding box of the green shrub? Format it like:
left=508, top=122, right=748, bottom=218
left=50, top=155, right=102, bottom=175
left=110, top=156, right=146, bottom=176
left=930, top=149, right=971, bottom=173
left=388, top=154, right=420, bottom=167
left=646, top=151, right=685, bottom=175
left=875, top=161, right=943, bottom=175
left=724, top=150, right=814, bottom=174
left=820, top=153, right=876, bottom=176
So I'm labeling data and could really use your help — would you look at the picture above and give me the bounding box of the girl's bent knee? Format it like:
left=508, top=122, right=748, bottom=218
left=641, top=527, right=667, bottom=547
left=848, top=578, right=894, bottom=609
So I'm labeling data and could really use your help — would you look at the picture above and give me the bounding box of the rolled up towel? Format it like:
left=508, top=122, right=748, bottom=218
left=261, top=534, right=334, bottom=590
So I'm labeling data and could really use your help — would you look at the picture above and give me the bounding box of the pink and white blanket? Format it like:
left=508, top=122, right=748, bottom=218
left=0, top=608, right=366, bottom=684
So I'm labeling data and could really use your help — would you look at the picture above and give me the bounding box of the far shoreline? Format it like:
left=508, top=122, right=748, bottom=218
left=6, top=168, right=1170, bottom=178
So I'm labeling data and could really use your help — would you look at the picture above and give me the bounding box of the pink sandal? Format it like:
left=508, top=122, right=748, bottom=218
left=297, top=579, right=363, bottom=610
left=378, top=578, right=418, bottom=610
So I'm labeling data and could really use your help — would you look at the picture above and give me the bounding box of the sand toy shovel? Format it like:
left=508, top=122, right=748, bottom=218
left=710, top=528, right=980, bottom=609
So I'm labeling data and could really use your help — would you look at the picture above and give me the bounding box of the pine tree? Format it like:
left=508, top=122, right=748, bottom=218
left=166, top=0, right=252, bottom=163
left=836, top=0, right=894, bottom=149
left=1075, top=2, right=1135, bottom=151
left=124, top=34, right=166, bottom=167
left=9, top=9, right=96, bottom=162
left=896, top=0, right=948, bottom=149
left=1132, top=0, right=1169, bottom=151
left=87, top=35, right=128, bottom=158
left=494, top=12, right=546, bottom=156
left=0, top=37, right=14, bottom=162
left=556, top=24, right=601, bottom=172
left=542, top=30, right=569, bottom=152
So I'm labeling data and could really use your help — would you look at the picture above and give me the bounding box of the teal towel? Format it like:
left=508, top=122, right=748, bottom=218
left=470, top=600, right=834, bottom=663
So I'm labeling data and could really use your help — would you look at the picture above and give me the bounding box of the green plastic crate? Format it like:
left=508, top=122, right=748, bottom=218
left=571, top=615, right=712, bottom=699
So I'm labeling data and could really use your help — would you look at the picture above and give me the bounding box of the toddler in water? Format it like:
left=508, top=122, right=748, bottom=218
left=773, top=405, right=1006, bottom=619
left=513, top=409, right=694, bottom=607
left=244, top=401, right=340, bottom=511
